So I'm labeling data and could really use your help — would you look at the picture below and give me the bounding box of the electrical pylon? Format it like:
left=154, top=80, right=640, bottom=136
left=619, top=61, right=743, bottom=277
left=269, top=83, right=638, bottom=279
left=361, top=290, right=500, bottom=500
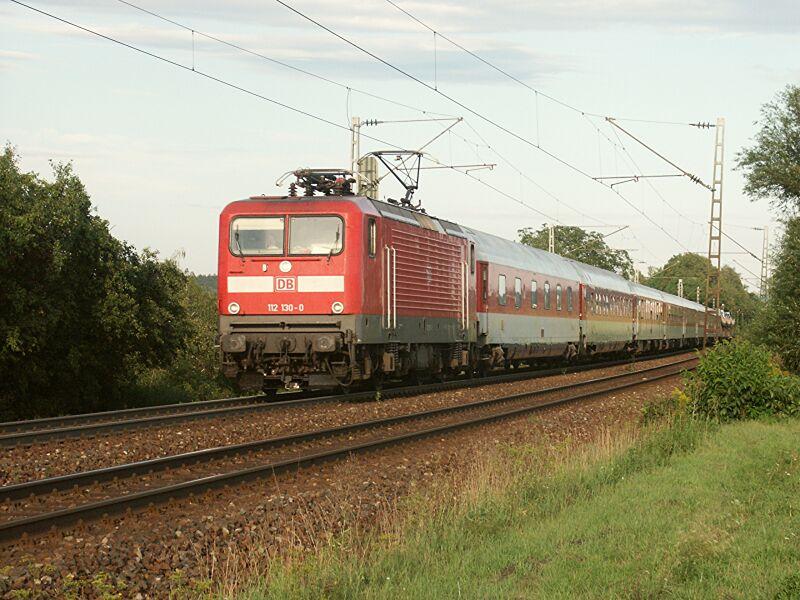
left=759, top=225, right=769, bottom=300
left=703, top=117, right=725, bottom=348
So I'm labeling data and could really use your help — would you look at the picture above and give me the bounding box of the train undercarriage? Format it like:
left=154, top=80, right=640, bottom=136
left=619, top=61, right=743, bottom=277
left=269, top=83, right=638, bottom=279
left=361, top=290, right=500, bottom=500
left=219, top=316, right=709, bottom=394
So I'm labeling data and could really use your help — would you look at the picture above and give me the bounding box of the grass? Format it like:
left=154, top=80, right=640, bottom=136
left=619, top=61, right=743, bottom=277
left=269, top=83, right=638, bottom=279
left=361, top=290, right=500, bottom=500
left=234, top=415, right=800, bottom=599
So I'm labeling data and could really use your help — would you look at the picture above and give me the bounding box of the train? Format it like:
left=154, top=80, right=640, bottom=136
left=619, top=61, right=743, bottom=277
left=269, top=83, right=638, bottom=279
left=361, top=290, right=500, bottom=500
left=217, top=169, right=731, bottom=393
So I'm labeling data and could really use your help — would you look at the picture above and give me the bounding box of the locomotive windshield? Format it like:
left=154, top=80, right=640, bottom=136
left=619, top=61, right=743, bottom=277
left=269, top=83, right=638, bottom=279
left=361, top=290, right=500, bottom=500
left=230, top=217, right=284, bottom=255
left=289, top=216, right=344, bottom=256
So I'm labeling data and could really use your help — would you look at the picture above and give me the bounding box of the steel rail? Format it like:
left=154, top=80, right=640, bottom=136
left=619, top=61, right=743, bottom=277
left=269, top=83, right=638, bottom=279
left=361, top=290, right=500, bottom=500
left=0, top=358, right=694, bottom=541
left=0, top=356, right=695, bottom=502
left=0, top=394, right=267, bottom=434
left=0, top=349, right=697, bottom=447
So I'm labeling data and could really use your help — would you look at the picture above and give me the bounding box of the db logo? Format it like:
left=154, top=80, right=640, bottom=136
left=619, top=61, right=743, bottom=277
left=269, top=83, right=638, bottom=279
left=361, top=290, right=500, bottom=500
left=275, top=277, right=296, bottom=291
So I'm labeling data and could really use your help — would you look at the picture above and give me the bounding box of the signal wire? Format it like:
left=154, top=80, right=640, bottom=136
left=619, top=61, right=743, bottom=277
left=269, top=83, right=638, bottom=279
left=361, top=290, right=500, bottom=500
left=456, top=120, right=612, bottom=227
left=272, top=0, right=600, bottom=183
left=112, top=0, right=571, bottom=224
left=113, top=0, right=455, bottom=119
left=382, top=0, right=712, bottom=128
left=110, top=0, right=716, bottom=254
left=603, top=118, right=761, bottom=262
left=271, top=0, right=704, bottom=254
left=8, top=0, right=562, bottom=225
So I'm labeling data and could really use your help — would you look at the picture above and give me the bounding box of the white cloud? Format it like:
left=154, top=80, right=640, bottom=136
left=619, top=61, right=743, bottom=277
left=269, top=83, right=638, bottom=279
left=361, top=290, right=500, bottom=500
left=4, top=2, right=577, bottom=85
left=0, top=49, right=36, bottom=71
left=18, top=0, right=799, bottom=34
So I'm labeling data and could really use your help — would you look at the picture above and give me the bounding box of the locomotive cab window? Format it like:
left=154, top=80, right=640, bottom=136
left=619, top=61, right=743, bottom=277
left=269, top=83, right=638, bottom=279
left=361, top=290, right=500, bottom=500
left=531, top=280, right=538, bottom=309
left=544, top=281, right=551, bottom=310
left=556, top=284, right=562, bottom=311
left=230, top=216, right=284, bottom=256
left=289, top=216, right=344, bottom=256
left=514, top=277, right=522, bottom=308
left=367, top=218, right=377, bottom=257
left=498, top=274, right=507, bottom=306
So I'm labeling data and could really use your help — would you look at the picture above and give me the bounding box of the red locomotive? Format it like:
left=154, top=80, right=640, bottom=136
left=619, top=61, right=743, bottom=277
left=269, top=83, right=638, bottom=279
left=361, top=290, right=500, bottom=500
left=218, top=169, right=729, bottom=393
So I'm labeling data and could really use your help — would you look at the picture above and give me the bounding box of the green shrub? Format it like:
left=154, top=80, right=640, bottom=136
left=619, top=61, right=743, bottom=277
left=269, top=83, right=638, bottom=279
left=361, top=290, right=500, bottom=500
left=684, top=339, right=800, bottom=421
left=640, top=394, right=680, bottom=424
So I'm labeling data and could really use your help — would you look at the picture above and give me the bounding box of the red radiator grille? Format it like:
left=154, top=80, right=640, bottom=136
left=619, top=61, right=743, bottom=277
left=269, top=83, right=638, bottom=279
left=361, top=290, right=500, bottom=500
left=390, top=226, right=464, bottom=316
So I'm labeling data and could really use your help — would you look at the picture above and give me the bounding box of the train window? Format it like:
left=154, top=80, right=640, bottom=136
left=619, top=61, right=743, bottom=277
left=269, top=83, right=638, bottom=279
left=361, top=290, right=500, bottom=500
left=531, top=280, right=538, bottom=309
left=556, top=284, right=562, bottom=311
left=230, top=216, right=284, bottom=256
left=289, top=216, right=344, bottom=256
left=470, top=243, right=475, bottom=274
left=567, top=286, right=573, bottom=312
left=514, top=278, right=522, bottom=308
left=367, top=218, right=377, bottom=258
left=544, top=281, right=551, bottom=310
left=482, top=266, right=488, bottom=303
left=498, top=274, right=507, bottom=306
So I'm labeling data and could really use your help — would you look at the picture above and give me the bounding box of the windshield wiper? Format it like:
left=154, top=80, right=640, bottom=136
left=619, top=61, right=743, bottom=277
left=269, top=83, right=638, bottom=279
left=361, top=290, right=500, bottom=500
left=233, top=226, right=244, bottom=259
left=327, top=225, right=341, bottom=262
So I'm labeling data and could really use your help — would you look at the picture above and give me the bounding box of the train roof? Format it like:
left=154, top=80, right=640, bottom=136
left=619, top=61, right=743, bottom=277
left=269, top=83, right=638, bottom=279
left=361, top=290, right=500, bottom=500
left=462, top=225, right=584, bottom=282
left=227, top=194, right=707, bottom=311
left=369, top=197, right=707, bottom=311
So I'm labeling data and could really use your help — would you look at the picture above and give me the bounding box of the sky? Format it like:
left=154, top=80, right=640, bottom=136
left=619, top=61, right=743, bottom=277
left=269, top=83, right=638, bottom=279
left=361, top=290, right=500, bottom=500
left=2, top=0, right=799, bottom=290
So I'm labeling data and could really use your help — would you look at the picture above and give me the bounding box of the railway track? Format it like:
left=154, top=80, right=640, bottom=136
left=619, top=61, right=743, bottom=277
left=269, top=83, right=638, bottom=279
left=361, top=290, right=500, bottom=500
left=0, top=349, right=696, bottom=447
left=0, top=355, right=696, bottom=542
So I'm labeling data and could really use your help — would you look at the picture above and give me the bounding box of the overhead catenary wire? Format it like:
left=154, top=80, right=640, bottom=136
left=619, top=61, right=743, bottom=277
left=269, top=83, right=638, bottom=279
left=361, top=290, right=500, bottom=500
left=113, top=0, right=456, bottom=119
left=8, top=0, right=563, bottom=226
left=272, top=0, right=704, bottom=255
left=602, top=117, right=762, bottom=262
left=112, top=0, right=575, bottom=225
left=15, top=0, right=757, bottom=266
left=382, top=0, right=713, bottom=128
left=378, top=0, right=770, bottom=263
left=272, top=0, right=601, bottom=183
left=457, top=120, right=612, bottom=227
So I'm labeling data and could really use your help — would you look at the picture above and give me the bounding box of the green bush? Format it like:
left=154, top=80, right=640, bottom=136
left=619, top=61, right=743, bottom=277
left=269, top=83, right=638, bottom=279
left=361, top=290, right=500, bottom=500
left=684, top=339, right=800, bottom=421
left=0, top=146, right=231, bottom=418
left=0, top=146, right=193, bottom=418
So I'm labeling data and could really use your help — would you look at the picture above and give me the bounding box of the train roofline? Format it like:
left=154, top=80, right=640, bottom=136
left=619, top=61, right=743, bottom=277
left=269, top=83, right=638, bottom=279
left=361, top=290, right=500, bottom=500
left=219, top=193, right=712, bottom=313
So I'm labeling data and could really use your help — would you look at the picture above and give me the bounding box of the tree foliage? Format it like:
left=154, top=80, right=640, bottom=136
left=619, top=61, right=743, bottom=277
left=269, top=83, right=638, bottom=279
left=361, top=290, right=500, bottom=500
left=642, top=252, right=761, bottom=323
left=749, top=218, right=800, bottom=372
left=0, top=146, right=194, bottom=418
left=194, top=274, right=218, bottom=296
left=683, top=339, right=799, bottom=421
left=518, top=225, right=634, bottom=278
left=128, top=277, right=233, bottom=405
left=736, top=86, right=800, bottom=372
left=735, top=85, right=800, bottom=213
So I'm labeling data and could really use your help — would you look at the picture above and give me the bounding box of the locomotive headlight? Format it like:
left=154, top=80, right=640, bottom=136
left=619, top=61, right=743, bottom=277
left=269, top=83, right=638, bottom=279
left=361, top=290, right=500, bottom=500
left=331, top=301, right=344, bottom=314
left=228, top=302, right=240, bottom=315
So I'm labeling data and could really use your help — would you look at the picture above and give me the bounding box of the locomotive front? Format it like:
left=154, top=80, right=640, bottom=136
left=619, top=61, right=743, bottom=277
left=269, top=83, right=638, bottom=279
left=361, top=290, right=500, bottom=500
left=217, top=191, right=376, bottom=392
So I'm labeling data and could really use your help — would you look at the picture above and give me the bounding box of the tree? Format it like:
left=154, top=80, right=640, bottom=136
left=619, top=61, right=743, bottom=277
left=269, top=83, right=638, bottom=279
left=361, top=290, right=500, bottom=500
left=193, top=274, right=218, bottom=296
left=735, top=85, right=800, bottom=213
left=642, top=253, right=761, bottom=323
left=518, top=225, right=634, bottom=278
left=749, top=219, right=800, bottom=372
left=0, top=146, right=193, bottom=418
left=736, top=86, right=800, bottom=372
left=130, top=277, right=234, bottom=405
